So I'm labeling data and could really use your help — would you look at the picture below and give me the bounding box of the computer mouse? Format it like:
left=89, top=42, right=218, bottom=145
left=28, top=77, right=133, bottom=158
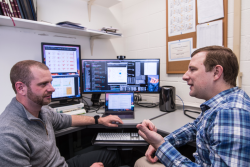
left=111, top=121, right=120, bottom=124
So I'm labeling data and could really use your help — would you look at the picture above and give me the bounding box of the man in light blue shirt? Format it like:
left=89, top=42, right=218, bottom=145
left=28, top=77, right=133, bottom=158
left=135, top=46, right=250, bottom=166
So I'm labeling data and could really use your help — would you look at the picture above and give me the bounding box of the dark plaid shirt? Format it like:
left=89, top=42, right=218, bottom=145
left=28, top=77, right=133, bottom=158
left=156, top=87, right=250, bottom=167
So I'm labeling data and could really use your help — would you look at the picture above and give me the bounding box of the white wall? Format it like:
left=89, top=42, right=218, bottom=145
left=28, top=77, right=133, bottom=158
left=122, top=0, right=250, bottom=107
left=2, top=0, right=250, bottom=113
left=0, top=0, right=123, bottom=114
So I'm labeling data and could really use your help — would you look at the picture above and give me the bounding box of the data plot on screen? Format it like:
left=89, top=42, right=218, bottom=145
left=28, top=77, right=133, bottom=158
left=52, top=77, right=75, bottom=98
left=45, top=50, right=77, bottom=73
left=107, top=67, right=127, bottom=84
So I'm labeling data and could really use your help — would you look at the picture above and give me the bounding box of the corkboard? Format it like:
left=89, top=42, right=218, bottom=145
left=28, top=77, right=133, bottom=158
left=166, top=0, right=228, bottom=74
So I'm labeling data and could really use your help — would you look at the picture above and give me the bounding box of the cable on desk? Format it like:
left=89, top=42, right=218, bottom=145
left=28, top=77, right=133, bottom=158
left=176, top=95, right=200, bottom=119
left=134, top=93, right=158, bottom=108
left=82, top=96, right=104, bottom=113
left=81, top=97, right=90, bottom=108
left=149, top=112, right=169, bottom=121
left=9, top=16, right=16, bottom=26
left=136, top=102, right=159, bottom=108
left=87, top=106, right=101, bottom=113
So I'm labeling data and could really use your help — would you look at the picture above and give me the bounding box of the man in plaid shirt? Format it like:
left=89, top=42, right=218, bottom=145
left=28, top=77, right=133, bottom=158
left=135, top=46, right=250, bottom=166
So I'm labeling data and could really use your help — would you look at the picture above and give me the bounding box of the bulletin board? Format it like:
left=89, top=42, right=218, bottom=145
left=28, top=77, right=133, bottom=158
left=166, top=0, right=228, bottom=74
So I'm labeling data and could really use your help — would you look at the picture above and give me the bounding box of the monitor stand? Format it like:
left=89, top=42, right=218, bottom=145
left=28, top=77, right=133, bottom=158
left=49, top=99, right=80, bottom=108
left=91, top=93, right=101, bottom=106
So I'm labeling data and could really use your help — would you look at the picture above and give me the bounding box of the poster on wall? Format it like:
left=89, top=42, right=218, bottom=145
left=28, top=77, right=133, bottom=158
left=168, top=0, right=196, bottom=37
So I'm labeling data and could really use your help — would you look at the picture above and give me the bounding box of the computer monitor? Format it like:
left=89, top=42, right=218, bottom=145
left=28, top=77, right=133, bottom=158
left=82, top=59, right=160, bottom=93
left=41, top=42, right=82, bottom=107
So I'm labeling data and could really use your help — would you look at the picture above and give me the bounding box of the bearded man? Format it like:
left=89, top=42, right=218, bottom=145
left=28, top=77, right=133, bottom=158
left=0, top=60, right=123, bottom=167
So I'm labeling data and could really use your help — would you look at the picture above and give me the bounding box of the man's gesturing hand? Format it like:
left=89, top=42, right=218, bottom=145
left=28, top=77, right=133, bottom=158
left=99, top=115, right=123, bottom=127
left=136, top=120, right=165, bottom=150
left=141, top=119, right=157, bottom=132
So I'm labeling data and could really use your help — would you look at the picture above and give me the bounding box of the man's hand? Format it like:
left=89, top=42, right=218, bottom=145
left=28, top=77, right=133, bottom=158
left=141, top=119, right=157, bottom=132
left=136, top=120, right=165, bottom=150
left=145, top=145, right=158, bottom=163
left=99, top=115, right=123, bottom=127
left=90, top=162, right=104, bottom=167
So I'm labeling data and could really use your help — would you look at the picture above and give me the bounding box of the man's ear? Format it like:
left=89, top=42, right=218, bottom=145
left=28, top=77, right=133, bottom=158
left=213, top=65, right=223, bottom=81
left=15, top=82, right=27, bottom=95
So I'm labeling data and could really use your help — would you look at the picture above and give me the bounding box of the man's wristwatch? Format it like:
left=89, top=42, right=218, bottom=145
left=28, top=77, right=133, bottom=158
left=94, top=115, right=100, bottom=124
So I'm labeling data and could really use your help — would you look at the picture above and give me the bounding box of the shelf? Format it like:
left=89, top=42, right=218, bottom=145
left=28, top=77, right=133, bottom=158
left=82, top=0, right=121, bottom=8
left=0, top=15, right=121, bottom=39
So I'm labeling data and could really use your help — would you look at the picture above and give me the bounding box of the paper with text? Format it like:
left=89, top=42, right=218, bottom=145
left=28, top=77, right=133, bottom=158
left=168, top=0, right=196, bottom=37
left=168, top=38, right=193, bottom=62
left=197, top=0, right=224, bottom=23
left=197, top=20, right=223, bottom=49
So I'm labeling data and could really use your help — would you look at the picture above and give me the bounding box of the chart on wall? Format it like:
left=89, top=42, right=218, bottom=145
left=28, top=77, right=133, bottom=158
left=168, top=0, right=196, bottom=37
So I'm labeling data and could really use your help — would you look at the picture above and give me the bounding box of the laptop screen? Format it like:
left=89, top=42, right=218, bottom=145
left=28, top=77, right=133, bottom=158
left=105, top=92, right=134, bottom=112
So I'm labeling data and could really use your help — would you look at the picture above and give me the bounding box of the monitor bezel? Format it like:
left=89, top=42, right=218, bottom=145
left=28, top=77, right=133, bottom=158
left=41, top=42, right=82, bottom=101
left=81, top=59, right=160, bottom=94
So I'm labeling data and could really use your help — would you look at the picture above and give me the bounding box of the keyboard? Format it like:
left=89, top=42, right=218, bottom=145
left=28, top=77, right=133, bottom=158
left=95, top=132, right=145, bottom=141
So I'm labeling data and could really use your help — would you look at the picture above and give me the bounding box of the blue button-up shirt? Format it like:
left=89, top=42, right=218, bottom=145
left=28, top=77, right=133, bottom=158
left=156, top=87, right=250, bottom=166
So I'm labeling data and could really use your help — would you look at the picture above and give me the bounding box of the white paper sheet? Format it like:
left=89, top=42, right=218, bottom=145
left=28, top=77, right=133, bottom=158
left=197, top=0, right=224, bottom=23
left=168, top=38, right=193, bottom=62
left=168, top=0, right=196, bottom=37
left=197, top=20, right=223, bottom=49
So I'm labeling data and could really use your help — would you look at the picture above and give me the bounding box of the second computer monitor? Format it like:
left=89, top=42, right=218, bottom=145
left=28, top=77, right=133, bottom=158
left=82, top=59, right=160, bottom=93
left=41, top=42, right=82, bottom=102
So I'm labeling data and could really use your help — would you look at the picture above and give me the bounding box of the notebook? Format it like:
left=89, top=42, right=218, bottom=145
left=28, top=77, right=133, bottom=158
left=103, top=92, right=134, bottom=119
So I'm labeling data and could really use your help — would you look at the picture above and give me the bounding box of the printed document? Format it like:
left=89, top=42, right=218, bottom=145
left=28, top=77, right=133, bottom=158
left=168, top=38, right=193, bottom=62
left=197, top=0, right=224, bottom=23
left=168, top=0, right=196, bottom=37
left=197, top=20, right=223, bottom=49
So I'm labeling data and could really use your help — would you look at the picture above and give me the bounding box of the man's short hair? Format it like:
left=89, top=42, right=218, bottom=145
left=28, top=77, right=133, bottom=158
left=191, top=46, right=239, bottom=87
left=10, top=60, right=49, bottom=94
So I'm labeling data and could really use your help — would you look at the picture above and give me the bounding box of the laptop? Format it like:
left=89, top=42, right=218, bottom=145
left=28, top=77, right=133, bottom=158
left=103, top=92, right=135, bottom=119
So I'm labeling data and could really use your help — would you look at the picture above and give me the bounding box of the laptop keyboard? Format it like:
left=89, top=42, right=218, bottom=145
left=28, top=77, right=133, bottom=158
left=102, top=113, right=134, bottom=119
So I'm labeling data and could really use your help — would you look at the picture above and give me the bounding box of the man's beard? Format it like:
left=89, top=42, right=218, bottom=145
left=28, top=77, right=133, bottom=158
left=27, top=87, right=51, bottom=106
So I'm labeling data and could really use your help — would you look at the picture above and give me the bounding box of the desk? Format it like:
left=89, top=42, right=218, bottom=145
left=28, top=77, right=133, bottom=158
left=55, top=105, right=198, bottom=137
left=55, top=106, right=166, bottom=137
left=151, top=106, right=200, bottom=135
left=55, top=105, right=199, bottom=159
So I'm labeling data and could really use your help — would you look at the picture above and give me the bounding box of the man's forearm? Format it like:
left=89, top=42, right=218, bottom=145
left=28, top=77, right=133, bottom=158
left=71, top=115, right=95, bottom=126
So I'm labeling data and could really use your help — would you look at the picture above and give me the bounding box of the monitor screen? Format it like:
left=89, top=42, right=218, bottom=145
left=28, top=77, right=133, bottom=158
left=105, top=92, right=134, bottom=112
left=41, top=43, right=82, bottom=101
left=82, top=59, right=160, bottom=93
